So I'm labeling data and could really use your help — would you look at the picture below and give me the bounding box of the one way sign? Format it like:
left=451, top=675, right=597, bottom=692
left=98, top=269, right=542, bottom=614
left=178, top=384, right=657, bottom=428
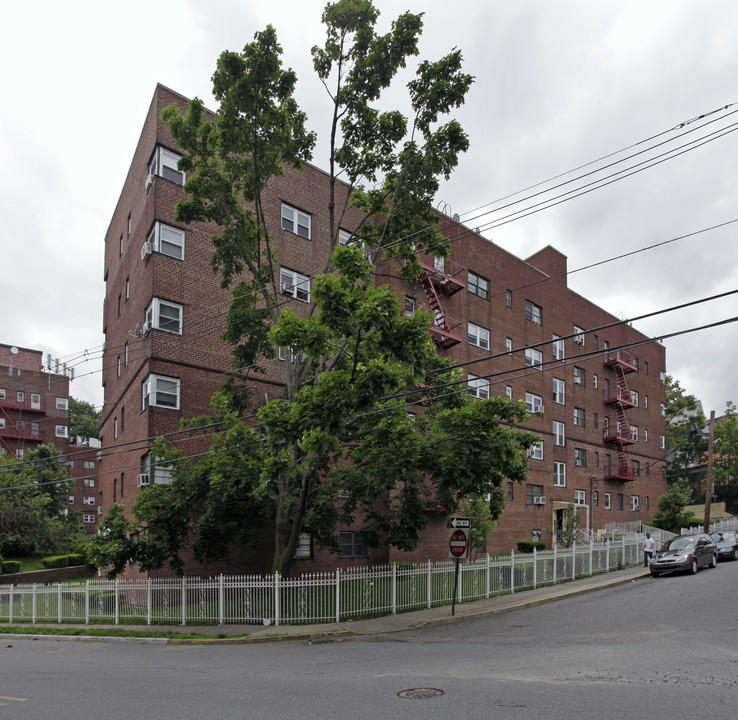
left=447, top=517, right=471, bottom=529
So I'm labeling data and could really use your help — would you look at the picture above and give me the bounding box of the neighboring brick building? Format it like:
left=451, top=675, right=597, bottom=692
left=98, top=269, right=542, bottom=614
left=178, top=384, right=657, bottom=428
left=99, top=84, right=667, bottom=576
left=67, top=437, right=102, bottom=532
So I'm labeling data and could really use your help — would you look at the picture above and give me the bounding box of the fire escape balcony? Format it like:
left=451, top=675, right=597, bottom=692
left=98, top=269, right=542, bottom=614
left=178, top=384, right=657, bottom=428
left=419, top=258, right=466, bottom=296
left=603, top=387, right=636, bottom=408
left=603, top=349, right=639, bottom=373
left=0, top=426, right=44, bottom=442
left=603, top=463, right=637, bottom=482
left=602, top=424, right=636, bottom=446
left=428, top=311, right=463, bottom=349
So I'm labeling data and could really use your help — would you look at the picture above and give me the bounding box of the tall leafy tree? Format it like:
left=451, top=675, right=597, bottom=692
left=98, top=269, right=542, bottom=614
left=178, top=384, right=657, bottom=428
left=652, top=477, right=699, bottom=533
left=97, top=1, right=536, bottom=578
left=68, top=397, right=101, bottom=443
left=664, top=375, right=707, bottom=482
left=713, top=402, right=738, bottom=503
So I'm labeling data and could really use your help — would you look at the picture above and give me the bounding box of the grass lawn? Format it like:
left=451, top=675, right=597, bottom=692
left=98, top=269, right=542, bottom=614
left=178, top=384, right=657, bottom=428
left=4, top=555, right=47, bottom=573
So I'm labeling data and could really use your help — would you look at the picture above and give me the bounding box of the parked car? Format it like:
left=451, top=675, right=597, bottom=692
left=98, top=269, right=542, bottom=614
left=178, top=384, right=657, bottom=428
left=710, top=530, right=738, bottom=560
left=650, top=533, right=717, bottom=576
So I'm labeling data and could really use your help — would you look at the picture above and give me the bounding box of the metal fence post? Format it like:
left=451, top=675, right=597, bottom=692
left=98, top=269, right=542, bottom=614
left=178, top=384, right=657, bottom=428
left=32, top=584, right=37, bottom=624
left=622, top=535, right=626, bottom=566
left=486, top=554, right=491, bottom=598
left=10, top=585, right=14, bottom=624
left=510, top=550, right=515, bottom=594
left=335, top=569, right=341, bottom=623
left=392, top=563, right=397, bottom=615
left=274, top=572, right=280, bottom=627
left=85, top=581, right=89, bottom=625
left=589, top=540, right=594, bottom=576
left=115, top=579, right=120, bottom=626
left=181, top=577, right=186, bottom=626
left=532, top=548, right=537, bottom=589
left=147, top=578, right=152, bottom=625
left=572, top=541, right=577, bottom=580
left=606, top=539, right=610, bottom=572
left=427, top=560, right=432, bottom=609
left=57, top=583, right=62, bottom=623
left=553, top=545, right=558, bottom=585
left=219, top=574, right=225, bottom=625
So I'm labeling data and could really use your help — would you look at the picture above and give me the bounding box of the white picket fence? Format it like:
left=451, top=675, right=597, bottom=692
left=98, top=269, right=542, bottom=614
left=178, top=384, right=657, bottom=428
left=0, top=538, right=640, bottom=627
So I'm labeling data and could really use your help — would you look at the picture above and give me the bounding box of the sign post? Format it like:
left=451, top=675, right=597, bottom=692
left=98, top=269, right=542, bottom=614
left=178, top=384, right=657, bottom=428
left=448, top=523, right=470, bottom=616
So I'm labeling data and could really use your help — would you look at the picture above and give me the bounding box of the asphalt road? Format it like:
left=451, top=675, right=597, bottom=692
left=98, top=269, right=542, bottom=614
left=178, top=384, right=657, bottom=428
left=2, top=561, right=737, bottom=719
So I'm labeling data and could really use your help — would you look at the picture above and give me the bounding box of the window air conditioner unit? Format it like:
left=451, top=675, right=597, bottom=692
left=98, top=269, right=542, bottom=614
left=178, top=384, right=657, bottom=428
left=137, top=473, right=150, bottom=488
left=533, top=404, right=544, bottom=415
left=145, top=173, right=155, bottom=189
left=141, top=241, right=153, bottom=261
left=97, top=505, right=103, bottom=516
left=533, top=496, right=547, bottom=505
left=142, top=320, right=151, bottom=337
left=280, top=283, right=294, bottom=296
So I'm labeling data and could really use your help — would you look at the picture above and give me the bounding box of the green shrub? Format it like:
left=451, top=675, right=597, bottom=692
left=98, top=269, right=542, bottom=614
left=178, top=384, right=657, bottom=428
left=67, top=554, right=85, bottom=566
left=393, top=561, right=416, bottom=569
left=517, top=541, right=546, bottom=553
left=2, top=560, right=21, bottom=574
left=42, top=555, right=71, bottom=569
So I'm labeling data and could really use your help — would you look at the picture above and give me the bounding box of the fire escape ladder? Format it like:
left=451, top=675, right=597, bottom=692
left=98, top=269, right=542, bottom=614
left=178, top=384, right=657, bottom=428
left=420, top=274, right=446, bottom=330
left=614, top=364, right=631, bottom=405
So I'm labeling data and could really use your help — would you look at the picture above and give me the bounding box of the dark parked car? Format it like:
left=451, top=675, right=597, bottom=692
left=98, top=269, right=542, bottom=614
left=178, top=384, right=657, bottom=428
left=710, top=530, right=738, bottom=560
left=650, top=533, right=717, bottom=576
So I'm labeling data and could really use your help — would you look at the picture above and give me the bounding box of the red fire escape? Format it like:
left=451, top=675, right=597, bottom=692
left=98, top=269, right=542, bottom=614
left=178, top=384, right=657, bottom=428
left=417, top=256, right=465, bottom=349
left=602, top=349, right=639, bottom=480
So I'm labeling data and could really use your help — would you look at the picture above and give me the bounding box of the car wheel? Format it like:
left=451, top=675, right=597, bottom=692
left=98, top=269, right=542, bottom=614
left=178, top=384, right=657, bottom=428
left=650, top=571, right=660, bottom=578
left=710, top=553, right=718, bottom=568
left=733, top=550, right=737, bottom=560
left=690, top=558, right=698, bottom=574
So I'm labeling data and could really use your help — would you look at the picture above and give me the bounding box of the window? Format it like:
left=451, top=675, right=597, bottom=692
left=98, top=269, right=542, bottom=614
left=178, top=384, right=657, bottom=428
left=119, top=235, right=123, bottom=258
left=617, top=493, right=624, bottom=511
left=553, top=421, right=565, bottom=446
left=593, top=335, right=599, bottom=351
left=117, top=356, right=121, bottom=378
left=644, top=395, right=648, bottom=409
left=554, top=462, right=566, bottom=487
left=525, top=348, right=542, bottom=370
left=526, top=484, right=544, bottom=505
left=605, top=454, right=612, bottom=474
left=604, top=492, right=611, bottom=510
left=644, top=361, right=649, bottom=375
left=0, top=388, right=5, bottom=399
left=280, top=267, right=310, bottom=302
left=148, top=222, right=185, bottom=260
left=660, top=435, right=665, bottom=449
left=84, top=478, right=96, bottom=488
left=56, top=397, right=68, bottom=410
left=83, top=514, right=96, bottom=524
left=120, top=407, right=125, bottom=432
left=645, top=496, right=650, bottom=510
left=646, top=463, right=650, bottom=477
left=83, top=496, right=96, bottom=505
left=31, top=393, right=41, bottom=409
left=525, top=392, right=543, bottom=414
left=16, top=448, right=23, bottom=459
left=32, top=423, right=42, bottom=439
left=117, top=293, right=121, bottom=317
left=146, top=298, right=183, bottom=334
left=281, top=203, right=311, bottom=239
left=404, top=296, right=415, bottom=316
left=127, top=213, right=132, bottom=237
left=532, top=529, right=542, bottom=542
left=660, top=403, right=666, bottom=417
left=141, top=453, right=174, bottom=485
left=593, top=412, right=599, bottom=429
left=506, top=337, right=513, bottom=354
left=573, top=407, right=586, bottom=427
left=149, top=146, right=185, bottom=186
left=506, top=482, right=514, bottom=501
left=632, top=460, right=641, bottom=476
left=631, top=390, right=639, bottom=407
left=339, top=531, right=368, bottom=558
left=468, top=271, right=490, bottom=299
left=0, top=418, right=4, bottom=429
left=55, top=425, right=68, bottom=438
left=126, top=277, right=130, bottom=300
left=573, top=326, right=585, bottom=346
left=505, top=385, right=513, bottom=399
left=575, top=448, right=586, bottom=467
left=660, top=370, right=666, bottom=386
left=525, top=300, right=542, bottom=325
left=573, top=366, right=585, bottom=386
left=68, top=495, right=74, bottom=505
left=338, top=228, right=361, bottom=247
left=84, top=460, right=96, bottom=469
left=294, top=533, right=313, bottom=559
left=593, top=490, right=599, bottom=506
left=121, top=472, right=125, bottom=498
left=527, top=440, right=543, bottom=460
left=574, top=489, right=586, bottom=505
left=505, top=289, right=512, bottom=308
left=630, top=425, right=639, bottom=442
left=468, top=322, right=490, bottom=350
left=114, top=417, right=118, bottom=440
left=552, top=335, right=565, bottom=360
left=594, top=451, right=599, bottom=467
left=593, top=374, right=598, bottom=389
left=142, top=374, right=180, bottom=410
left=125, top=342, right=129, bottom=366
left=553, top=378, right=565, bottom=404
left=17, top=391, right=24, bottom=403
left=468, top=374, right=490, bottom=400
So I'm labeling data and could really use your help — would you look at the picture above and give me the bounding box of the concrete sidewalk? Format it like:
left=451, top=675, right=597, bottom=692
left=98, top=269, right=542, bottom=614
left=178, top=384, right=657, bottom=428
left=0, top=565, right=651, bottom=645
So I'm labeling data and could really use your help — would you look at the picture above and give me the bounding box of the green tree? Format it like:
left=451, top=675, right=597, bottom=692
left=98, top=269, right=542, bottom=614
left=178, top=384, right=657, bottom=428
left=0, top=444, right=84, bottom=556
left=713, top=402, right=738, bottom=503
left=664, top=375, right=707, bottom=482
left=652, top=477, right=699, bottom=533
left=556, top=504, right=580, bottom=548
left=68, top=397, right=101, bottom=442
left=96, top=1, right=537, bottom=578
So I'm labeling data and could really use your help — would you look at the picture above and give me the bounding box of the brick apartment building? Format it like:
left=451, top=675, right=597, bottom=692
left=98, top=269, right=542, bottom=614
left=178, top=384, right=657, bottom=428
left=99, top=84, right=667, bottom=576
left=0, top=344, right=101, bottom=533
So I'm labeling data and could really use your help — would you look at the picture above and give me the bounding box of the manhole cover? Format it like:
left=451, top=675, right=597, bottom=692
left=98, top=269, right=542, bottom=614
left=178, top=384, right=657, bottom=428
left=397, top=688, right=444, bottom=700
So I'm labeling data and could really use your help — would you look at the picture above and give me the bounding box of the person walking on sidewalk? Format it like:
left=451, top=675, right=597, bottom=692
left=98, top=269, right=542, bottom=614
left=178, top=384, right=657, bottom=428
left=643, top=532, right=655, bottom=567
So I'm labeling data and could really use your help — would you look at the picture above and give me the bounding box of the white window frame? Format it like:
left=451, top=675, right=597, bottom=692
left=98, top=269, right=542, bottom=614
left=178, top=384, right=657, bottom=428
left=525, top=300, right=542, bottom=325
left=631, top=495, right=640, bottom=512
left=552, top=334, right=565, bottom=360
left=573, top=325, right=585, bottom=346
left=142, top=452, right=174, bottom=486
left=553, top=378, right=565, bottom=405
left=528, top=440, right=543, bottom=460
left=506, top=337, right=513, bottom=354
left=83, top=496, right=96, bottom=506
left=142, top=374, right=180, bottom=410
left=84, top=460, right=96, bottom=469
left=468, top=271, right=490, bottom=300
left=149, top=146, right=185, bottom=186
left=468, top=322, right=490, bottom=350
left=281, top=203, right=311, bottom=239
left=593, top=374, right=598, bottom=389
left=83, top=514, right=96, bottom=524
left=17, top=391, right=24, bottom=403
left=30, top=393, right=41, bottom=409
left=294, top=533, right=313, bottom=559
left=16, top=448, right=24, bottom=459
left=148, top=222, right=185, bottom=260
left=56, top=397, right=68, bottom=410
left=468, top=374, right=490, bottom=400
left=631, top=390, right=639, bottom=407
left=660, top=434, right=665, bottom=449
left=575, top=448, right=586, bottom=467
left=554, top=462, right=566, bottom=487
left=604, top=492, right=611, bottom=510
left=574, top=407, right=586, bottom=427
left=630, top=425, right=639, bottom=442
left=553, top=420, right=565, bottom=446
left=280, top=267, right=311, bottom=303
left=525, top=392, right=543, bottom=414
left=574, top=489, right=586, bottom=505
left=525, top=348, right=542, bottom=370
left=0, top=388, right=5, bottom=399
left=55, top=425, right=68, bottom=438
left=145, top=297, right=183, bottom=334
left=573, top=366, right=585, bottom=386
left=0, top=418, right=4, bottom=429
left=505, top=385, right=513, bottom=399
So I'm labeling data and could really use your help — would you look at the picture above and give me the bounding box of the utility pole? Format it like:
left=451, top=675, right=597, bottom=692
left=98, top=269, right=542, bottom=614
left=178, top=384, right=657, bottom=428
left=704, top=410, right=715, bottom=534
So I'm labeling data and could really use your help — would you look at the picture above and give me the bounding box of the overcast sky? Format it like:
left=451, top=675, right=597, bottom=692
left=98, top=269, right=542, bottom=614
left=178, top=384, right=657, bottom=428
left=2, top=0, right=737, bottom=415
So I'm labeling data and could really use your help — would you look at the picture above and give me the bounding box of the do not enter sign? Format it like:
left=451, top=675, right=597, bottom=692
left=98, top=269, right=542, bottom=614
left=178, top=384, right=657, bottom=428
left=449, top=528, right=469, bottom=559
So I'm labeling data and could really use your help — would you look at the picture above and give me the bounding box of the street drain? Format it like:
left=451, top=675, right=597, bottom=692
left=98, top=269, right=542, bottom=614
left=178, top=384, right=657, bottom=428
left=397, top=688, right=444, bottom=700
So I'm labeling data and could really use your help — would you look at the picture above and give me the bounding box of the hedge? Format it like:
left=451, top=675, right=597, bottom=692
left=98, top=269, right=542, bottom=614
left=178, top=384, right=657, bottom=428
left=517, top=541, right=547, bottom=553
left=42, top=555, right=72, bottom=569
left=2, top=560, right=21, bottom=574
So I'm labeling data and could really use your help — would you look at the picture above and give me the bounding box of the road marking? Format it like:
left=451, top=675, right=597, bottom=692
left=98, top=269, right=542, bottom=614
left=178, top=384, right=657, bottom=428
left=0, top=696, right=27, bottom=702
